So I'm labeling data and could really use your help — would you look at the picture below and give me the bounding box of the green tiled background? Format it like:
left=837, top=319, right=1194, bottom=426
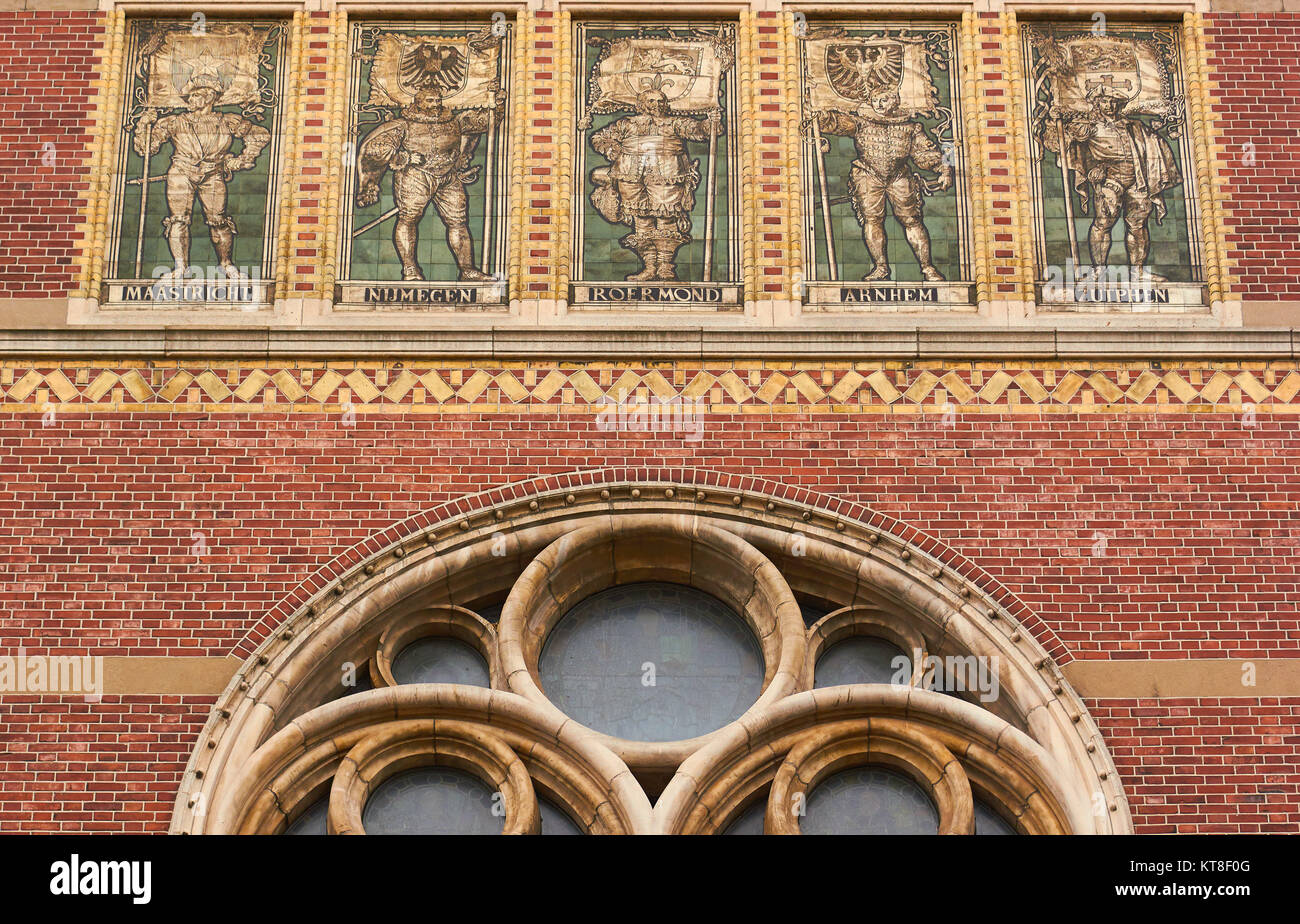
left=113, top=21, right=283, bottom=281
left=580, top=26, right=732, bottom=283
left=347, top=24, right=508, bottom=284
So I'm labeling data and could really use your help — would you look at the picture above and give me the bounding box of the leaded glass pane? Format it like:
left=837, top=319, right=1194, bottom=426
left=538, top=582, right=764, bottom=742
left=391, top=637, right=489, bottom=686
left=721, top=798, right=766, bottom=835
left=802, top=767, right=939, bottom=835
left=814, top=636, right=909, bottom=687
left=974, top=798, right=1018, bottom=835
left=283, top=797, right=328, bottom=835
left=362, top=767, right=500, bottom=835
left=539, top=798, right=583, bottom=835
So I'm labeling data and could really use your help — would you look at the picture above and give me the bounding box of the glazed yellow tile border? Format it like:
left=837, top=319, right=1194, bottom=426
left=959, top=12, right=991, bottom=305
left=3, top=360, right=1299, bottom=414
left=65, top=9, right=1240, bottom=314
left=319, top=8, right=349, bottom=301
left=72, top=8, right=125, bottom=301
left=738, top=10, right=758, bottom=305
left=507, top=10, right=531, bottom=304
left=274, top=12, right=308, bottom=302
left=780, top=12, right=804, bottom=300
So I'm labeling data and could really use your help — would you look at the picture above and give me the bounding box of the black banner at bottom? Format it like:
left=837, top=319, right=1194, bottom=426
left=0, top=834, right=1281, bottom=914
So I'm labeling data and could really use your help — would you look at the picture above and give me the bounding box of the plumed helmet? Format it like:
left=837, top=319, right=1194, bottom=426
left=180, top=74, right=224, bottom=101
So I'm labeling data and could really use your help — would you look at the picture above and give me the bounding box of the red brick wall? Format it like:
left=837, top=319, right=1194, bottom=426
left=1, top=410, right=1296, bottom=659
left=1207, top=13, right=1300, bottom=300
left=0, top=695, right=212, bottom=833
left=0, top=11, right=102, bottom=297
left=1091, top=697, right=1300, bottom=834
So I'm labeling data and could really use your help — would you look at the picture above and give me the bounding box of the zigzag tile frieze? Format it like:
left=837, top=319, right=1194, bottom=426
left=3, top=361, right=1300, bottom=412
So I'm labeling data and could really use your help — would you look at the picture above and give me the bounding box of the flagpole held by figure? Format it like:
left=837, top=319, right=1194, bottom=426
left=1056, top=112, right=1081, bottom=269
left=479, top=89, right=498, bottom=276
left=134, top=114, right=154, bottom=277
left=809, top=109, right=838, bottom=282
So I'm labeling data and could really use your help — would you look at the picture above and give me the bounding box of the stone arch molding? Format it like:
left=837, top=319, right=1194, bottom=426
left=174, top=473, right=1132, bottom=835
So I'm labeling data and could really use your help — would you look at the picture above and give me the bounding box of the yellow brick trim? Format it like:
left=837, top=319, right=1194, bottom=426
left=781, top=12, right=803, bottom=299
left=1189, top=12, right=1236, bottom=302
left=519, top=11, right=554, bottom=302
left=318, top=9, right=348, bottom=300
left=1003, top=10, right=1035, bottom=300
left=274, top=12, right=307, bottom=302
left=507, top=10, right=530, bottom=303
left=75, top=9, right=125, bottom=300
left=739, top=10, right=758, bottom=304
left=960, top=12, right=990, bottom=304
left=1183, top=13, right=1218, bottom=303
left=555, top=12, right=576, bottom=300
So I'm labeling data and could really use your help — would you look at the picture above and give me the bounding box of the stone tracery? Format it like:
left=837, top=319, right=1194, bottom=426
left=174, top=478, right=1130, bottom=835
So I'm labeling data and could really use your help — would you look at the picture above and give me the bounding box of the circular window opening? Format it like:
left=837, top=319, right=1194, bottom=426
left=721, top=797, right=766, bottom=836
left=537, top=581, right=764, bottom=742
left=391, top=637, right=489, bottom=687
left=283, top=797, right=328, bottom=835
left=538, top=798, right=583, bottom=835
left=362, top=767, right=500, bottom=835
left=974, top=799, right=1018, bottom=835
left=802, top=767, right=939, bottom=835
left=814, top=636, right=909, bottom=688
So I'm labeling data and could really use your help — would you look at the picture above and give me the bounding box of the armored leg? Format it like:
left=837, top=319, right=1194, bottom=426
left=432, top=181, right=491, bottom=282
left=891, top=181, right=944, bottom=283
left=624, top=216, right=661, bottom=282
left=1122, top=194, right=1164, bottom=282
left=861, top=219, right=890, bottom=281
left=392, top=169, right=434, bottom=281
left=447, top=224, right=491, bottom=281
left=851, top=172, right=891, bottom=281
left=198, top=173, right=238, bottom=277
left=654, top=218, right=685, bottom=281
left=394, top=217, right=423, bottom=280
left=162, top=172, right=197, bottom=276
left=1088, top=181, right=1124, bottom=270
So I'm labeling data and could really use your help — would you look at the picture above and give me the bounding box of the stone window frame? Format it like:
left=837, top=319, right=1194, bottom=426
left=172, top=480, right=1131, bottom=835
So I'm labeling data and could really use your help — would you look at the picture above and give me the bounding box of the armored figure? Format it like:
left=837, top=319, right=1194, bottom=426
left=1052, top=83, right=1181, bottom=280
left=812, top=86, right=952, bottom=282
left=356, top=87, right=498, bottom=282
left=133, top=74, right=270, bottom=279
left=589, top=89, right=720, bottom=282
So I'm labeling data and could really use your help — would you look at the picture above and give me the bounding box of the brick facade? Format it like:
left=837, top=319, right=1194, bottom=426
left=1206, top=13, right=1300, bottom=300
left=0, top=4, right=1297, bottom=837
left=0, top=11, right=100, bottom=297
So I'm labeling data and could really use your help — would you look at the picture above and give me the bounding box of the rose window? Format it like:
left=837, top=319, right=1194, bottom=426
left=173, top=482, right=1130, bottom=835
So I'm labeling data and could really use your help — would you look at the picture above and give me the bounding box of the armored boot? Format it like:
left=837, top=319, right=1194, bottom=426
left=394, top=218, right=424, bottom=281
left=655, top=232, right=686, bottom=281
left=624, top=233, right=660, bottom=282
left=163, top=216, right=190, bottom=280
left=209, top=216, right=241, bottom=279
